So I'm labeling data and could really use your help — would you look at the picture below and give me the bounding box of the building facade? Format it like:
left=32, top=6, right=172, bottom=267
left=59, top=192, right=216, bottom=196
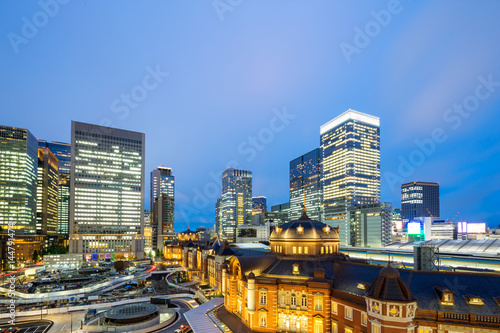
left=69, top=121, right=145, bottom=260
left=270, top=202, right=291, bottom=226
left=219, top=168, right=253, bottom=242
left=337, top=202, right=393, bottom=248
left=152, top=193, right=175, bottom=250
left=36, top=147, right=59, bottom=248
left=0, top=125, right=38, bottom=235
left=290, top=148, right=322, bottom=221
left=253, top=196, right=268, bottom=215
left=150, top=167, right=174, bottom=214
left=401, top=181, right=440, bottom=221
left=221, top=210, right=500, bottom=333
left=38, top=140, right=71, bottom=236
left=320, top=110, right=380, bottom=226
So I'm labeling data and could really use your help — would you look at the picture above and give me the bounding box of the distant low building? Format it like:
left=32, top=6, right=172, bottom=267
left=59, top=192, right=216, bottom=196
left=44, top=253, right=83, bottom=269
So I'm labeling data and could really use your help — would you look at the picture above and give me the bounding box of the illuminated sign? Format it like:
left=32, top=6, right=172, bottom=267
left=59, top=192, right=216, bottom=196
left=395, top=221, right=403, bottom=230
left=407, top=222, right=421, bottom=235
left=457, top=222, right=466, bottom=234
left=467, top=223, right=486, bottom=234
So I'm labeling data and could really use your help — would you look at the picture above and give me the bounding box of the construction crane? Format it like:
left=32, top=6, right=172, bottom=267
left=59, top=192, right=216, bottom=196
left=450, top=212, right=459, bottom=223
left=426, top=208, right=434, bottom=218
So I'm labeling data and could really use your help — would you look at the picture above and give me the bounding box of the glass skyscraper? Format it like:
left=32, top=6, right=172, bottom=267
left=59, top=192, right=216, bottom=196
left=38, top=140, right=71, bottom=236
left=69, top=121, right=145, bottom=260
left=37, top=148, right=59, bottom=248
left=150, top=167, right=174, bottom=211
left=289, top=148, right=322, bottom=221
left=401, top=181, right=440, bottom=221
left=219, top=168, right=252, bottom=242
left=320, top=110, right=380, bottom=244
left=0, top=125, right=38, bottom=235
left=252, top=196, right=267, bottom=215
left=150, top=167, right=175, bottom=251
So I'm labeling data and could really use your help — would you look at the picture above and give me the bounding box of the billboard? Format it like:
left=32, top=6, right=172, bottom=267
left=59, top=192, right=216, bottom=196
left=407, top=222, right=421, bottom=235
left=467, top=223, right=486, bottom=234
left=457, top=222, right=467, bottom=234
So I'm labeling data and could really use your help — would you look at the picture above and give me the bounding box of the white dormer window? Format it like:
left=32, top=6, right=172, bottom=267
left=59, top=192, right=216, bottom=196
left=293, top=263, right=300, bottom=275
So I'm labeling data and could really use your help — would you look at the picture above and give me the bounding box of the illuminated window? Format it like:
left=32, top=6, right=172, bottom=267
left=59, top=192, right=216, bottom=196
left=301, top=294, right=307, bottom=307
left=345, top=327, right=353, bottom=333
left=298, top=246, right=302, bottom=254
left=314, top=297, right=323, bottom=311
left=313, top=318, right=323, bottom=333
left=332, top=321, right=338, bottom=333
left=260, top=291, right=267, bottom=305
left=331, top=301, right=338, bottom=315
left=321, top=247, right=324, bottom=254
left=372, top=324, right=381, bottom=333
left=293, top=246, right=297, bottom=254
left=259, top=313, right=267, bottom=327
left=361, top=312, right=367, bottom=326
left=304, top=247, right=309, bottom=254
left=345, top=306, right=353, bottom=320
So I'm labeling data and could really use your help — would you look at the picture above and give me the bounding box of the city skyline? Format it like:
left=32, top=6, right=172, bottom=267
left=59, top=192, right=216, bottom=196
left=2, top=1, right=500, bottom=230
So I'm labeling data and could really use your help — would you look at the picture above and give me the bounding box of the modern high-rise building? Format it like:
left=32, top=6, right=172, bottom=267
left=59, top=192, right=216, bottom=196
left=69, top=121, right=145, bottom=260
left=0, top=125, right=38, bottom=235
left=320, top=109, right=380, bottom=226
left=36, top=147, right=59, bottom=248
left=150, top=167, right=174, bottom=212
left=38, top=140, right=71, bottom=236
left=252, top=196, right=267, bottom=215
left=215, top=197, right=222, bottom=236
left=289, top=148, right=322, bottom=221
left=401, top=181, right=440, bottom=221
left=219, top=168, right=252, bottom=242
left=152, top=194, right=175, bottom=250
left=340, top=202, right=392, bottom=247
left=150, top=167, right=175, bottom=251
left=269, top=202, right=290, bottom=226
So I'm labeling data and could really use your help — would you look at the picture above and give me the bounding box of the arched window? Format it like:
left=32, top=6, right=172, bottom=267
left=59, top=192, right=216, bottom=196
left=301, top=294, right=307, bottom=307
left=291, top=293, right=297, bottom=306
left=259, top=313, right=267, bottom=327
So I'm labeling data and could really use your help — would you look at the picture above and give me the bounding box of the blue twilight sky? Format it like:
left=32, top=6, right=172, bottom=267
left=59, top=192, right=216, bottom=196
left=1, top=1, right=500, bottom=231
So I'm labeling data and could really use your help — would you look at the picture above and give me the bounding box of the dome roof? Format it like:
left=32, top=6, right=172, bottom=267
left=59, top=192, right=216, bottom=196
left=270, top=212, right=339, bottom=242
left=366, top=266, right=416, bottom=302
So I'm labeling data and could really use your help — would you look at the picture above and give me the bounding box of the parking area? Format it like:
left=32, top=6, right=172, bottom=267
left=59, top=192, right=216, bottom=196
left=0, top=320, right=52, bottom=333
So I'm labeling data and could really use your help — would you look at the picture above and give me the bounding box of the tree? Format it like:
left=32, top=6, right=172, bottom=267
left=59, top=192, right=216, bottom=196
left=32, top=250, right=40, bottom=262
left=155, top=248, right=161, bottom=258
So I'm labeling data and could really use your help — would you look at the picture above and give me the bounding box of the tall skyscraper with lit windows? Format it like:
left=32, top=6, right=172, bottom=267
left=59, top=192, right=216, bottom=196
left=38, top=140, right=71, bottom=236
left=36, top=147, right=59, bottom=248
left=69, top=121, right=145, bottom=260
left=219, top=168, right=252, bottom=242
left=289, top=148, right=322, bottom=221
left=0, top=125, right=38, bottom=235
left=150, top=167, right=175, bottom=250
left=320, top=110, right=380, bottom=244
